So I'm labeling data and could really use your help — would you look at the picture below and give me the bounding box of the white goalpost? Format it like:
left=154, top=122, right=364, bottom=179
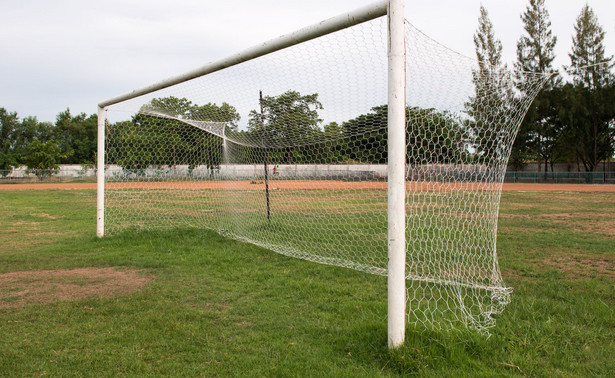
left=97, top=0, right=548, bottom=348
left=386, top=0, right=406, bottom=349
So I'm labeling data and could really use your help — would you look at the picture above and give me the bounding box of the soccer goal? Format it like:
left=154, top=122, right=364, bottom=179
left=97, top=0, right=548, bottom=348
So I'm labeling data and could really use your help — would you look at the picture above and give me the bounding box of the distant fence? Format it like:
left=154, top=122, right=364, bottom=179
left=0, top=169, right=96, bottom=183
left=1, top=168, right=614, bottom=185
left=504, top=171, right=615, bottom=184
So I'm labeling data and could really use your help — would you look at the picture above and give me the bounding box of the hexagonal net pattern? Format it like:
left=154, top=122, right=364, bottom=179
left=103, top=18, right=549, bottom=335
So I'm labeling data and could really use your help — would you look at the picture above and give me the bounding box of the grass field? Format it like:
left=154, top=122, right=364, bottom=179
left=0, top=188, right=613, bottom=376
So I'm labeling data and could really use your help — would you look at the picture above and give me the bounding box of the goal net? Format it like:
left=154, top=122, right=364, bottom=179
left=100, top=12, right=548, bottom=335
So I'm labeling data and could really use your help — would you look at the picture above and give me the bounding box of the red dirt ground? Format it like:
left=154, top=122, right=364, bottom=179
left=0, top=181, right=614, bottom=192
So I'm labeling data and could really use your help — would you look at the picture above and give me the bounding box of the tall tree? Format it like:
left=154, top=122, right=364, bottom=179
left=563, top=5, right=615, bottom=172
left=321, top=122, right=347, bottom=163
left=343, top=105, right=388, bottom=164
left=11, top=116, right=54, bottom=157
left=0, top=108, right=18, bottom=154
left=0, top=108, right=19, bottom=172
left=189, top=102, right=241, bottom=132
left=342, top=105, right=469, bottom=165
left=515, top=0, right=558, bottom=78
left=54, top=109, right=98, bottom=164
left=465, top=6, right=515, bottom=161
left=568, top=5, right=614, bottom=89
left=513, top=0, right=561, bottom=172
left=135, top=97, right=240, bottom=169
left=248, top=90, right=323, bottom=164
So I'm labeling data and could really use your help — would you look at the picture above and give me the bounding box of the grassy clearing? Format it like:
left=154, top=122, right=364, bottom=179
left=0, top=189, right=613, bottom=376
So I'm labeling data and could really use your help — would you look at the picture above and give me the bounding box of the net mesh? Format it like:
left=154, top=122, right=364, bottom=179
left=103, top=18, right=549, bottom=334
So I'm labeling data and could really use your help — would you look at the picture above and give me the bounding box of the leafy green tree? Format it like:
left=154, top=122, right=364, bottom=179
left=558, top=84, right=614, bottom=173
left=143, top=96, right=194, bottom=118
left=0, top=108, right=19, bottom=174
left=513, top=0, right=561, bottom=172
left=248, top=90, right=323, bottom=164
left=465, top=5, right=515, bottom=160
left=0, top=107, right=18, bottom=155
left=109, top=98, right=240, bottom=171
left=407, top=107, right=471, bottom=165
left=22, top=139, right=70, bottom=174
left=11, top=116, right=54, bottom=158
left=342, top=105, right=387, bottom=164
left=0, top=152, right=17, bottom=175
left=145, top=97, right=239, bottom=169
left=54, top=109, right=97, bottom=164
left=190, top=102, right=241, bottom=131
left=136, top=97, right=195, bottom=170
left=105, top=120, right=154, bottom=172
left=188, top=102, right=241, bottom=168
left=562, top=5, right=615, bottom=172
left=320, top=122, right=347, bottom=163
left=343, top=105, right=469, bottom=165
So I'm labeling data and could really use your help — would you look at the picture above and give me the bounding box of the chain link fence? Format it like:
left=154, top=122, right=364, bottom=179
left=505, top=171, right=615, bottom=184
left=1, top=168, right=613, bottom=184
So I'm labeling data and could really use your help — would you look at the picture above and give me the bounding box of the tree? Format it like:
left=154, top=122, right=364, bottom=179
left=343, top=105, right=388, bottom=164
left=0, top=108, right=18, bottom=155
left=144, top=97, right=240, bottom=169
left=54, top=109, right=97, bottom=164
left=513, top=0, right=561, bottom=172
left=465, top=6, right=515, bottom=161
left=189, top=102, right=241, bottom=131
left=342, top=105, right=470, bottom=165
left=558, top=83, right=615, bottom=173
left=11, top=116, right=54, bottom=158
left=22, top=139, right=70, bottom=174
left=248, top=90, right=323, bottom=164
left=105, top=120, right=155, bottom=172
left=407, top=107, right=470, bottom=165
left=568, top=5, right=614, bottom=89
left=563, top=5, right=615, bottom=172
left=515, top=0, right=558, bottom=79
left=0, top=152, right=17, bottom=175
left=0, top=108, right=19, bottom=174
left=108, top=98, right=240, bottom=172
left=321, top=122, right=347, bottom=163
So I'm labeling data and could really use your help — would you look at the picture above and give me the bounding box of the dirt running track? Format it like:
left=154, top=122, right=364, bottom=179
left=0, top=181, right=614, bottom=192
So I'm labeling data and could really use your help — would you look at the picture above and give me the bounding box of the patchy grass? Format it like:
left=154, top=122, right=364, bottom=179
left=0, top=267, right=152, bottom=308
left=0, top=189, right=613, bottom=376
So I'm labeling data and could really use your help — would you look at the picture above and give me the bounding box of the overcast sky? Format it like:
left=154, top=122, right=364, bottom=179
left=1, top=0, right=613, bottom=123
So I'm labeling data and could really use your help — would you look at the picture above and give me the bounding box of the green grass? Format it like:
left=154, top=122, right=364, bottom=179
left=0, top=189, right=613, bottom=376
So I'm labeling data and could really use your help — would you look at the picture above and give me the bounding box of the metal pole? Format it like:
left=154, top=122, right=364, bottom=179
left=260, top=91, right=271, bottom=224
left=387, top=0, right=406, bottom=349
left=96, top=106, right=106, bottom=237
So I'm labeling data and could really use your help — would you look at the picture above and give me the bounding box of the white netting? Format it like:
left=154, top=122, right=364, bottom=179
left=103, top=17, right=549, bottom=334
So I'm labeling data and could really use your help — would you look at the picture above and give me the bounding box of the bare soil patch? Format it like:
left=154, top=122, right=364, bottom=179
left=32, top=212, right=60, bottom=220
left=542, top=255, right=614, bottom=280
left=0, top=267, right=153, bottom=308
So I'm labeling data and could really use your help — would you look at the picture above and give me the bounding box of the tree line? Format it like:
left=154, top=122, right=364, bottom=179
left=0, top=0, right=613, bottom=173
left=0, top=109, right=97, bottom=174
left=501, top=0, right=614, bottom=172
